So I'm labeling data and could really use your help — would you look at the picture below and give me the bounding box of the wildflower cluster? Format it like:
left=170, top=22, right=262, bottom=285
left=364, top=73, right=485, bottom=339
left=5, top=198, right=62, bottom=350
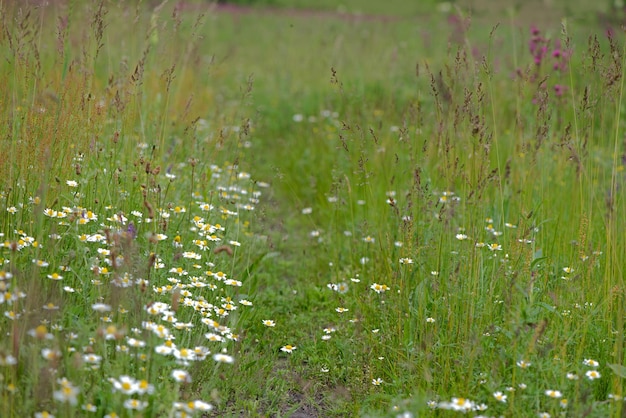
left=524, top=25, right=572, bottom=97
left=0, top=157, right=265, bottom=416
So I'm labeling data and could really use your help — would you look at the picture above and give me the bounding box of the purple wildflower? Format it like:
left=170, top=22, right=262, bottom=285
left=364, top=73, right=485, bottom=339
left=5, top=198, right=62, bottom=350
left=127, top=222, right=137, bottom=239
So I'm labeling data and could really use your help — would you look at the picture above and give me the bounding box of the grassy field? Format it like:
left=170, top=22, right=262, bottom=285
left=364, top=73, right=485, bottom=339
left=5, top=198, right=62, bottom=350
left=1, top=0, right=626, bottom=417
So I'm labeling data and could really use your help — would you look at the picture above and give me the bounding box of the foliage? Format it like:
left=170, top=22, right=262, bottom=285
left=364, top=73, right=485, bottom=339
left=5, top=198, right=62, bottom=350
left=1, top=1, right=625, bottom=417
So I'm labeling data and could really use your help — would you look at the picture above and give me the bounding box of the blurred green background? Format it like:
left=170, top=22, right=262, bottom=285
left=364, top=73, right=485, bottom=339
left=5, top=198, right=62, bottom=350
left=212, top=0, right=625, bottom=27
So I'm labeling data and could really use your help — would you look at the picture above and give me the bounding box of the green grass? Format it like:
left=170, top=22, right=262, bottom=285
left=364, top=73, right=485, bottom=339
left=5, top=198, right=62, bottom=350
left=1, top=1, right=626, bottom=417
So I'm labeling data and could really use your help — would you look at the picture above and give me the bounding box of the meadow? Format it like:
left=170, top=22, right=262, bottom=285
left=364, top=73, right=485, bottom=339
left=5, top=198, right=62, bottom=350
left=1, top=0, right=626, bottom=416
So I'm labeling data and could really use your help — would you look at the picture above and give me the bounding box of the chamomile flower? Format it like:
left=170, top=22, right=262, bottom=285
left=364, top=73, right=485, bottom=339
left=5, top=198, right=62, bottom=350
left=585, top=370, right=601, bottom=380
left=370, top=283, right=389, bottom=294
left=213, top=353, right=235, bottom=364
left=280, top=345, right=296, bottom=353
left=0, top=354, right=17, bottom=365
left=123, top=399, right=148, bottom=411
left=155, top=344, right=174, bottom=355
left=205, top=333, right=224, bottom=342
left=92, top=303, right=112, bottom=313
left=33, top=259, right=49, bottom=267
left=493, top=392, right=507, bottom=403
left=439, top=398, right=475, bottom=412
left=174, top=348, right=196, bottom=361
left=336, top=282, right=349, bottom=293
left=111, top=376, right=138, bottom=394
left=127, top=338, right=146, bottom=348
left=171, top=369, right=191, bottom=383
left=47, top=273, right=63, bottom=281
left=583, top=358, right=599, bottom=367
left=82, top=354, right=102, bottom=365
left=53, top=378, right=80, bottom=405
left=135, top=379, right=154, bottom=395
left=545, top=390, right=562, bottom=398
left=42, top=348, right=61, bottom=361
left=175, top=399, right=214, bottom=413
left=182, top=251, right=201, bottom=260
left=262, top=320, right=276, bottom=327
left=372, top=378, right=383, bottom=386
left=82, top=404, right=97, bottom=412
left=191, top=400, right=213, bottom=411
left=29, top=325, right=54, bottom=340
left=5, top=311, right=20, bottom=320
